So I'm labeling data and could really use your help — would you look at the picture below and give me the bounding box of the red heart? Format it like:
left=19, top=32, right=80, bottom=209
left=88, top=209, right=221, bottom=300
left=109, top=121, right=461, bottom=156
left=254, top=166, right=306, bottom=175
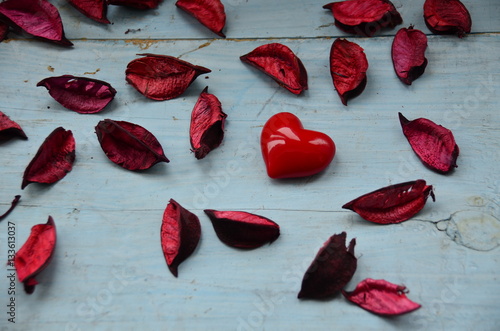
left=261, top=112, right=336, bottom=178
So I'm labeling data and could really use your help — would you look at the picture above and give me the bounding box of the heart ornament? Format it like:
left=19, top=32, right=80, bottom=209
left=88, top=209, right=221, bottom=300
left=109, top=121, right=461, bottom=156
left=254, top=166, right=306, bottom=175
left=261, top=112, right=336, bottom=179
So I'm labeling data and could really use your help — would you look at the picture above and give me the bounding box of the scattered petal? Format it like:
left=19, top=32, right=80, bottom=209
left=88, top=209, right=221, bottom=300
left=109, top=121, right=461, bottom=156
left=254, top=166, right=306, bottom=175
left=161, top=199, right=201, bottom=277
left=391, top=26, right=428, bottom=85
left=95, top=119, right=169, bottom=171
left=424, top=0, right=471, bottom=38
left=0, top=111, right=28, bottom=141
left=176, top=0, right=226, bottom=37
left=22, top=127, right=75, bottom=189
left=0, top=195, right=21, bottom=222
left=342, top=180, right=435, bottom=224
left=342, top=278, right=421, bottom=315
left=67, top=0, right=110, bottom=24
left=204, top=209, right=280, bottom=249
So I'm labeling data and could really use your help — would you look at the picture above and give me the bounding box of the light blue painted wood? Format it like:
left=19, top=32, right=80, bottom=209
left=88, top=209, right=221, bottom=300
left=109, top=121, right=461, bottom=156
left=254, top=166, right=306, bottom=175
left=0, top=1, right=499, bottom=330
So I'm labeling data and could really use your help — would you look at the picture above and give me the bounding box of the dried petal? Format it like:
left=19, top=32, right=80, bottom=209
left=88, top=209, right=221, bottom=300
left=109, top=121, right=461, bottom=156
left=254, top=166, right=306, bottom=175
left=176, top=0, right=226, bottom=37
left=0, top=21, right=9, bottom=42
left=342, top=279, right=421, bottom=315
left=161, top=199, right=201, bottom=277
left=298, top=232, right=357, bottom=299
left=67, top=0, right=110, bottom=24
left=323, top=0, right=402, bottom=37
left=22, top=127, right=75, bottom=189
left=342, top=180, right=435, bottom=224
left=14, top=216, right=56, bottom=294
left=189, top=87, right=227, bottom=159
left=329, top=38, right=368, bottom=105
left=391, top=26, right=428, bottom=85
left=126, top=53, right=211, bottom=101
left=204, top=210, right=280, bottom=249
left=240, top=43, right=308, bottom=95
left=37, top=75, right=116, bottom=114
left=0, top=111, right=28, bottom=141
left=95, top=119, right=169, bottom=171
left=424, top=0, right=471, bottom=38
left=0, top=0, right=72, bottom=46
left=107, top=0, right=162, bottom=9
left=0, top=195, right=21, bottom=222
left=399, top=113, right=459, bottom=173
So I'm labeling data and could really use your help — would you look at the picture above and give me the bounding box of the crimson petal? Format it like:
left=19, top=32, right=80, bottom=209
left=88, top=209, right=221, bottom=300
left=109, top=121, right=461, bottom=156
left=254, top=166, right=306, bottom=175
left=298, top=232, right=357, bottom=299
left=22, top=127, right=75, bottom=189
left=161, top=199, right=201, bottom=277
left=342, top=279, right=421, bottom=315
left=37, top=75, right=117, bottom=114
left=399, top=113, right=459, bottom=173
left=240, top=43, right=308, bottom=95
left=107, top=0, right=162, bottom=9
left=13, top=216, right=56, bottom=294
left=189, top=87, right=227, bottom=159
left=95, top=119, right=169, bottom=171
left=391, top=26, right=428, bottom=85
left=204, top=210, right=280, bottom=249
left=126, top=53, right=211, bottom=101
left=176, top=0, right=226, bottom=37
left=323, top=0, right=402, bottom=37
left=0, top=195, right=21, bottom=222
left=342, top=180, right=435, bottom=224
left=0, top=0, right=72, bottom=46
left=67, top=0, right=110, bottom=24
left=329, top=38, right=368, bottom=105
left=424, top=0, right=471, bottom=38
left=0, top=111, right=27, bottom=141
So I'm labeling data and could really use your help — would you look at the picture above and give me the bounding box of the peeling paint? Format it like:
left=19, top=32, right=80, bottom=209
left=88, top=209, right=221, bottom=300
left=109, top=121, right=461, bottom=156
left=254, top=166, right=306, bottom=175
left=125, top=39, right=159, bottom=50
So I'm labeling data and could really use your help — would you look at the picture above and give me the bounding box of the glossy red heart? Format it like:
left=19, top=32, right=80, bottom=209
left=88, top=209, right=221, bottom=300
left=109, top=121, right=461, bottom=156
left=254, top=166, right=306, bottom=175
left=261, top=112, right=336, bottom=178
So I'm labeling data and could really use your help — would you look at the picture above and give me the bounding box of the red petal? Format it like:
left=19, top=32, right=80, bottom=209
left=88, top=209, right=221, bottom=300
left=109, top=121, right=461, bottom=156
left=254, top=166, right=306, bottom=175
left=329, top=38, right=368, bottom=105
left=0, top=195, right=21, bottom=221
left=67, top=0, right=110, bottom=24
left=323, top=0, right=402, bottom=37
left=189, top=87, right=227, bottom=159
left=176, top=0, right=226, bottom=37
left=126, top=53, right=211, bottom=100
left=22, top=127, right=75, bottom=189
left=342, top=278, right=421, bottom=315
left=37, top=75, right=116, bottom=114
left=240, top=43, right=308, bottom=95
left=298, top=232, right=357, bottom=299
left=342, top=180, right=435, bottom=224
left=14, top=216, right=56, bottom=294
left=107, top=0, right=162, bottom=9
left=424, top=0, right=471, bottom=38
left=399, top=113, right=459, bottom=173
left=0, top=0, right=72, bottom=46
left=391, top=27, right=428, bottom=85
left=204, top=210, right=280, bottom=249
left=0, top=111, right=28, bottom=141
left=95, top=119, right=169, bottom=171
left=161, top=199, right=201, bottom=277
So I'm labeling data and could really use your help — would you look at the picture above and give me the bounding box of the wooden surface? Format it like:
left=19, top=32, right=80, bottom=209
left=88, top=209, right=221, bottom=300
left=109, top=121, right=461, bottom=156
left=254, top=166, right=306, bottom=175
left=1, top=0, right=499, bottom=330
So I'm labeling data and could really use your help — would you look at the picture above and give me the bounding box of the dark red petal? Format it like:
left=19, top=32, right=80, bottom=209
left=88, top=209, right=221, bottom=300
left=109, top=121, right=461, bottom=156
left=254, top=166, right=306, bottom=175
left=342, top=180, right=435, bottom=224
left=126, top=53, right=211, bottom=101
left=0, top=195, right=21, bottom=222
left=424, top=0, right=471, bottom=38
left=342, top=279, right=421, bottom=315
left=0, top=21, right=9, bottom=42
left=329, top=38, right=368, bottom=105
left=67, top=0, right=110, bottom=24
left=14, top=216, right=56, bottom=294
left=298, top=232, right=357, bottom=299
left=399, top=113, right=459, bottom=173
left=0, top=111, right=28, bottom=141
left=204, top=210, right=280, bottom=249
left=22, top=127, right=75, bottom=189
left=392, top=27, right=428, bottom=85
left=37, top=75, right=116, bottom=114
left=107, top=0, right=162, bottom=9
left=161, top=199, right=201, bottom=277
left=176, top=0, right=226, bottom=37
left=240, top=43, right=308, bottom=95
left=95, top=119, right=169, bottom=171
left=0, top=0, right=72, bottom=46
left=323, top=0, right=402, bottom=37
left=189, top=87, right=227, bottom=159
